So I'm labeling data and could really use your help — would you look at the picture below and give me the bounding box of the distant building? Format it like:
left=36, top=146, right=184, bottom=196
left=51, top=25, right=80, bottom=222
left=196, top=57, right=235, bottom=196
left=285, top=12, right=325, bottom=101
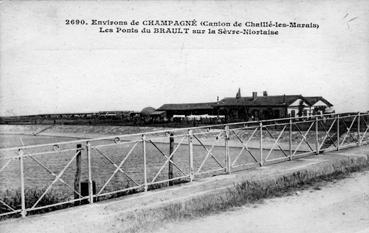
left=304, top=96, right=334, bottom=115
left=157, top=102, right=217, bottom=119
left=214, top=91, right=312, bottom=121
left=158, top=90, right=334, bottom=122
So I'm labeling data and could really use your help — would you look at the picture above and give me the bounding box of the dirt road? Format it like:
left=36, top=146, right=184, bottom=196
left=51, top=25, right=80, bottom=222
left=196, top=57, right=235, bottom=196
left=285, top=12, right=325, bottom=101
left=153, top=170, right=369, bottom=233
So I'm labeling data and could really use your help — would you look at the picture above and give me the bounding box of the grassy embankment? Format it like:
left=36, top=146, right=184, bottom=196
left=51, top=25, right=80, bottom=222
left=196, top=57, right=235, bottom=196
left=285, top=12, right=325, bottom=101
left=122, top=155, right=369, bottom=233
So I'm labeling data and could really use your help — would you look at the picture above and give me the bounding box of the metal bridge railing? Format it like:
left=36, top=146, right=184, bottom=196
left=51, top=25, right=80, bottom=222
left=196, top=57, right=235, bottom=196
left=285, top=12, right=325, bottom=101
left=0, top=112, right=368, bottom=218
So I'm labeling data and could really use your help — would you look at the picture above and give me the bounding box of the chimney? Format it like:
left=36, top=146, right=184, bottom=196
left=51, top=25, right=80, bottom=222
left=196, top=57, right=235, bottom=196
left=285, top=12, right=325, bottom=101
left=263, top=91, right=268, bottom=96
left=252, top=91, right=257, bottom=100
left=236, top=88, right=241, bottom=99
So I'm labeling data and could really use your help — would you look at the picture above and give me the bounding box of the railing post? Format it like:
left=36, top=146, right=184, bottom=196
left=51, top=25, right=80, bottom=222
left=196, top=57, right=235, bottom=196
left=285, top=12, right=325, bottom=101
left=315, top=116, right=319, bottom=155
left=188, top=130, right=194, bottom=181
left=188, top=129, right=194, bottom=182
left=260, top=122, right=263, bottom=166
left=289, top=118, right=293, bottom=161
left=86, top=141, right=93, bottom=204
left=337, top=115, right=340, bottom=151
left=168, top=133, right=174, bottom=186
left=18, top=149, right=26, bottom=218
left=74, top=144, right=82, bottom=205
left=142, top=135, right=148, bottom=191
left=357, top=112, right=361, bottom=146
left=224, top=125, right=231, bottom=174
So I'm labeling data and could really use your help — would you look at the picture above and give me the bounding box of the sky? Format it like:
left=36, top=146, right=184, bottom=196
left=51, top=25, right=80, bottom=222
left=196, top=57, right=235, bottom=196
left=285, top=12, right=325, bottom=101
left=0, top=0, right=368, bottom=116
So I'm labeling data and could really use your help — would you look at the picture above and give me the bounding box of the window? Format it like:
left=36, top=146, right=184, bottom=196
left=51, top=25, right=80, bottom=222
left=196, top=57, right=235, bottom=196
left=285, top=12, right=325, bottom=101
left=291, top=110, right=296, bottom=117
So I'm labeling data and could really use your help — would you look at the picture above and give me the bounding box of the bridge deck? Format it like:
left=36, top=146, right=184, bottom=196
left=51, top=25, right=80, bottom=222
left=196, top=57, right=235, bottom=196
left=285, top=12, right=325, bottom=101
left=1, top=145, right=368, bottom=233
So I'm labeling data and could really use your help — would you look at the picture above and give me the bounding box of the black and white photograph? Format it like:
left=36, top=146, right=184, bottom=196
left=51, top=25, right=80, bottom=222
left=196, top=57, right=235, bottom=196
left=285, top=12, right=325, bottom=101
left=0, top=0, right=368, bottom=232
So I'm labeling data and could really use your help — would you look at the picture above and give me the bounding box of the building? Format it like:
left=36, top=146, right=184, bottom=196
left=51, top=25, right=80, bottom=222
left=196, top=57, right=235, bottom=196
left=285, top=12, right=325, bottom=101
left=214, top=91, right=313, bottom=121
left=157, top=102, right=217, bottom=119
left=304, top=96, right=334, bottom=115
left=158, top=90, right=334, bottom=122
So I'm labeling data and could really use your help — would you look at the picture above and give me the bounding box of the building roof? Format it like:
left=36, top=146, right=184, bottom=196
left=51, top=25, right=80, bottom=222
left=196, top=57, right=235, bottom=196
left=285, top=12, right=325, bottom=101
left=303, top=96, right=333, bottom=107
left=157, top=94, right=333, bottom=111
left=157, top=102, right=216, bottom=111
left=150, top=111, right=166, bottom=116
left=216, top=95, right=308, bottom=107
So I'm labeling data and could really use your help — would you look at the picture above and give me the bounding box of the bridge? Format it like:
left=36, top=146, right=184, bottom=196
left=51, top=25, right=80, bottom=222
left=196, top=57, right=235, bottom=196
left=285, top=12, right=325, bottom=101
left=0, top=112, right=368, bottom=220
